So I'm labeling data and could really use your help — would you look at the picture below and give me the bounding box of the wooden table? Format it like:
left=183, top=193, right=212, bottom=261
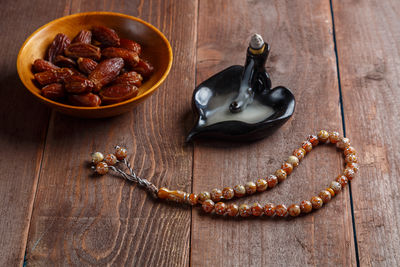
left=1, top=0, right=398, bottom=266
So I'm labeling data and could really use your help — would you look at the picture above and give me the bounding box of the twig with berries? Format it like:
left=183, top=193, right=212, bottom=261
left=91, top=146, right=159, bottom=198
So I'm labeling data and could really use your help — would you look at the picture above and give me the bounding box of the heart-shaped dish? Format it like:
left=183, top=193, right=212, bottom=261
left=187, top=65, right=295, bottom=141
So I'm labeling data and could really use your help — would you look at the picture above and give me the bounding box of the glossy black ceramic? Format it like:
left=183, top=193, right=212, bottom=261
left=187, top=43, right=295, bottom=141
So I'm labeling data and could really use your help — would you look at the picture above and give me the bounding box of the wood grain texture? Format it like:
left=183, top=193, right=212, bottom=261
left=0, top=1, right=69, bottom=266
left=25, top=0, right=197, bottom=265
left=191, top=0, right=355, bottom=266
left=333, top=0, right=400, bottom=265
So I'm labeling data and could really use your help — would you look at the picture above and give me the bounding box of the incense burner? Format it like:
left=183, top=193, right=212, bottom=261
left=187, top=34, right=295, bottom=141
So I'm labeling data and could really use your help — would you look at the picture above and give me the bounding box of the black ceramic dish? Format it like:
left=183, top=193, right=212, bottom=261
left=187, top=36, right=295, bottom=142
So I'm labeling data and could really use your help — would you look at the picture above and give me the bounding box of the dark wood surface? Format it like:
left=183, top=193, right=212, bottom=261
left=333, top=0, right=400, bottom=266
left=0, top=0, right=397, bottom=266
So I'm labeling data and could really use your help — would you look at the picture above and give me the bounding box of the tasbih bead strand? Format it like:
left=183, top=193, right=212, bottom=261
left=91, top=130, right=359, bottom=219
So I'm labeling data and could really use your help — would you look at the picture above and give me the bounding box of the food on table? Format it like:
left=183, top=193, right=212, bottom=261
left=32, top=26, right=154, bottom=106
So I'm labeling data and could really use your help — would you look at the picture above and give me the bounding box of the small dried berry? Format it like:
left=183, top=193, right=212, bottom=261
left=41, top=83, right=65, bottom=100
left=32, top=59, right=59, bottom=73
left=92, top=25, right=120, bottom=47
left=72, top=29, right=92, bottom=44
left=68, top=93, right=101, bottom=107
left=47, top=33, right=71, bottom=62
left=77, top=57, right=98, bottom=75
left=119, top=38, right=141, bottom=54
left=89, top=58, right=124, bottom=92
left=65, top=42, right=101, bottom=60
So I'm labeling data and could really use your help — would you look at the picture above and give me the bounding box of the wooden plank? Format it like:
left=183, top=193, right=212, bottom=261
left=332, top=0, right=400, bottom=265
left=191, top=0, right=356, bottom=266
left=25, top=0, right=197, bottom=265
left=0, top=1, right=70, bottom=266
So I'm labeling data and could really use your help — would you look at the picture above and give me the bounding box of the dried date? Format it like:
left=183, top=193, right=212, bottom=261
left=77, top=57, right=98, bottom=75
left=113, top=71, right=143, bottom=87
left=102, top=47, right=139, bottom=68
left=68, top=93, right=101, bottom=107
left=119, top=38, right=141, bottom=55
left=100, top=84, right=139, bottom=104
left=72, top=29, right=92, bottom=44
left=54, top=55, right=76, bottom=68
left=65, top=75, right=94, bottom=94
left=92, top=26, right=120, bottom=47
left=34, top=68, right=74, bottom=85
left=89, top=57, right=124, bottom=92
left=32, top=59, right=59, bottom=73
left=133, top=59, right=154, bottom=78
left=47, top=33, right=71, bottom=62
left=65, top=43, right=101, bottom=60
left=41, top=83, right=65, bottom=100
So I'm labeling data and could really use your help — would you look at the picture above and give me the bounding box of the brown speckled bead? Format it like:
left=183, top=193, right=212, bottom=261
left=326, top=187, right=335, bottom=197
left=301, top=141, right=313, bottom=153
left=330, top=181, right=342, bottom=194
left=275, top=169, right=287, bottom=182
left=343, top=167, right=356, bottom=180
left=210, top=188, right=223, bottom=202
left=234, top=184, right=246, bottom=197
left=245, top=181, right=257, bottom=195
left=115, top=146, right=128, bottom=160
left=281, top=162, right=293, bottom=175
left=222, top=187, right=235, bottom=199
left=267, top=175, right=278, bottom=188
left=239, top=204, right=251, bottom=217
left=337, top=137, right=351, bottom=150
left=319, top=190, right=332, bottom=203
left=336, top=175, right=348, bottom=187
left=317, top=130, right=329, bottom=142
left=214, top=202, right=226, bottom=215
left=345, top=154, right=358, bottom=164
left=311, top=196, right=323, bottom=209
left=226, top=204, right=239, bottom=216
left=287, top=155, right=299, bottom=167
left=198, top=191, right=211, bottom=203
left=346, top=162, right=359, bottom=173
left=95, top=162, right=108, bottom=175
left=300, top=200, right=312, bottom=214
left=344, top=146, right=357, bottom=156
left=256, top=178, right=268, bottom=192
left=329, top=131, right=340, bottom=144
left=288, top=204, right=301, bottom=217
left=275, top=204, right=288, bottom=217
left=293, top=148, right=306, bottom=160
left=264, top=203, right=276, bottom=216
left=104, top=154, right=117, bottom=166
left=251, top=203, right=263, bottom=216
left=202, top=199, right=215, bottom=213
left=188, top=193, right=198, bottom=205
left=307, top=135, right=319, bottom=147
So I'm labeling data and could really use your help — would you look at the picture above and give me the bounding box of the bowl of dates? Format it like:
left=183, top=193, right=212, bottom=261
left=17, top=12, right=172, bottom=118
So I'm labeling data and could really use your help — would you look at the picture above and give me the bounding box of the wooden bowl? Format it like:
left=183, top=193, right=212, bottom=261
left=17, top=12, right=173, bottom=118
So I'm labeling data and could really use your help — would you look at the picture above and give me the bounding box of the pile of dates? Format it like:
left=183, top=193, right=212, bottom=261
left=32, top=26, right=154, bottom=106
